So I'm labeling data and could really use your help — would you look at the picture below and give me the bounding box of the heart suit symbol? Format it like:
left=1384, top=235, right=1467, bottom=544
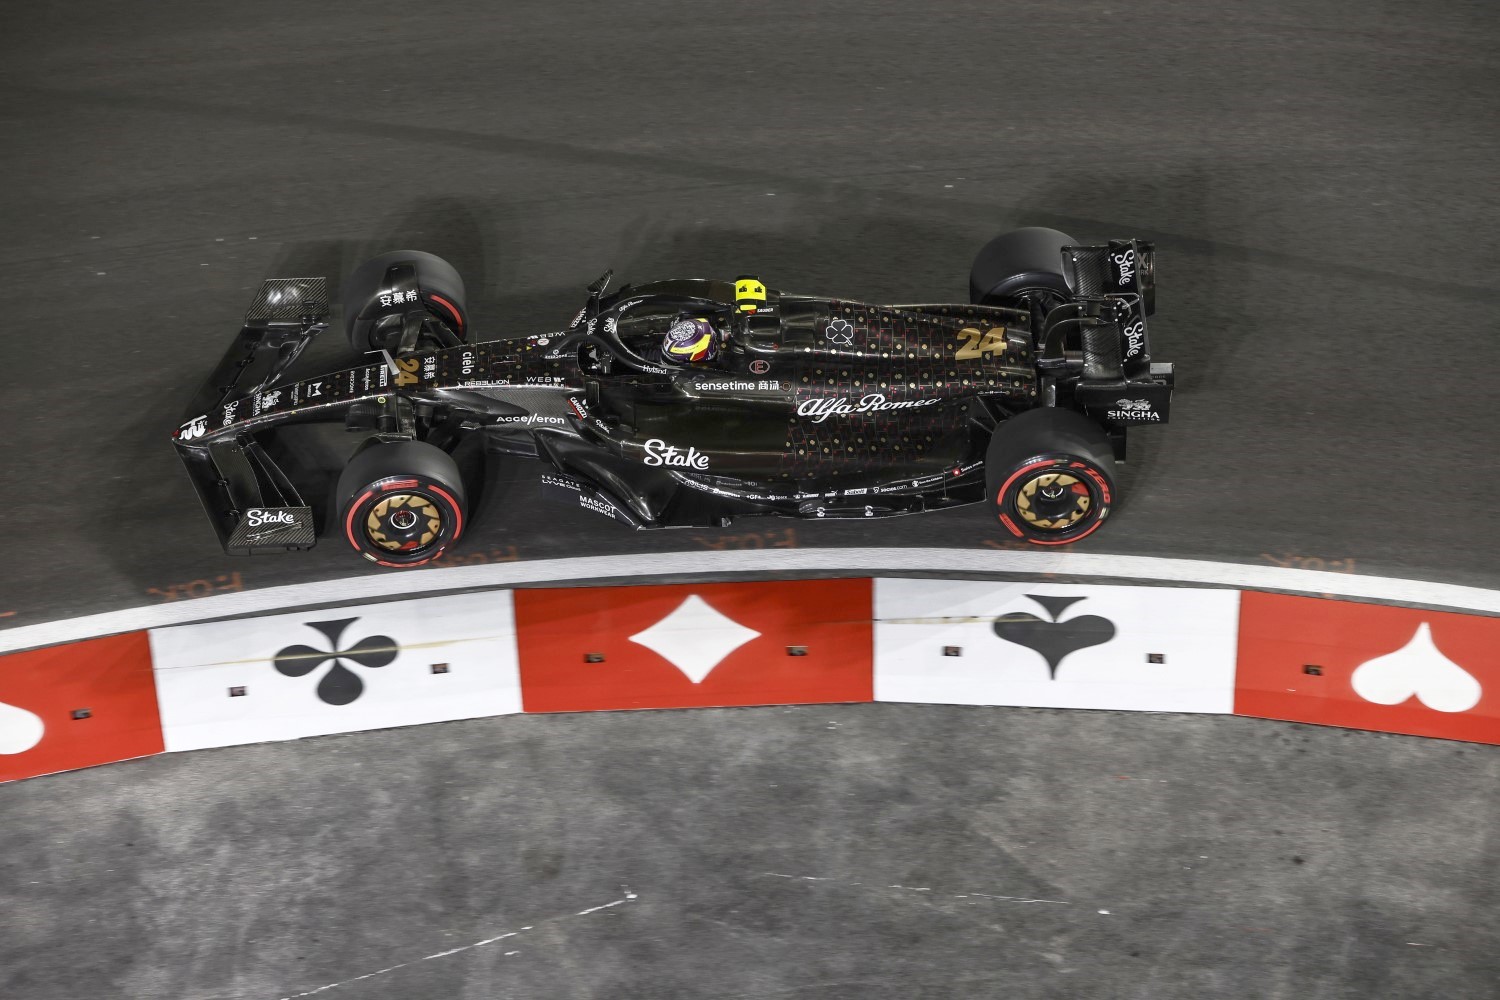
left=0, top=699, right=46, bottom=755
left=993, top=595, right=1117, bottom=678
left=1350, top=622, right=1482, bottom=713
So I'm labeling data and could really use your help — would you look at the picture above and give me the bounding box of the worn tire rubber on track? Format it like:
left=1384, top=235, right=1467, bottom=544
left=968, top=227, right=1078, bottom=306
left=336, top=440, right=466, bottom=567
left=985, top=407, right=1116, bottom=546
left=341, top=249, right=469, bottom=354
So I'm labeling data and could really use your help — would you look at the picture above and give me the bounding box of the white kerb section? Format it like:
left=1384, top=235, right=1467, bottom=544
left=148, top=590, right=521, bottom=752
left=874, top=579, right=1241, bottom=713
left=4, top=548, right=1499, bottom=655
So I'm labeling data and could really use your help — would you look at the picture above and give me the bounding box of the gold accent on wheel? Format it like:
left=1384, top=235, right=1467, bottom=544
left=1015, top=473, right=1089, bottom=531
left=365, top=493, right=443, bottom=552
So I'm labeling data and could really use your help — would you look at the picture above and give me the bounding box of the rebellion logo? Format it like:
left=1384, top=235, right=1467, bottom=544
left=797, top=394, right=941, bottom=424
left=643, top=438, right=710, bottom=469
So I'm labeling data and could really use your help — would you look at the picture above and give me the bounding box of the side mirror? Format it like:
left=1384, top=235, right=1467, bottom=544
left=587, top=269, right=613, bottom=296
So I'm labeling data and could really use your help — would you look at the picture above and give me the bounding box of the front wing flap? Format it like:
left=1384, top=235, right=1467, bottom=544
left=176, top=435, right=315, bottom=554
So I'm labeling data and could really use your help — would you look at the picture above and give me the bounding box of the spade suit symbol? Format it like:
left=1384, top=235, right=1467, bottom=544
left=993, top=595, right=1116, bottom=678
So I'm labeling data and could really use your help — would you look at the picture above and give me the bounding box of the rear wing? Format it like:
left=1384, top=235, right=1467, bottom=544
left=174, top=278, right=330, bottom=555
left=1041, top=242, right=1174, bottom=428
left=1041, top=240, right=1156, bottom=379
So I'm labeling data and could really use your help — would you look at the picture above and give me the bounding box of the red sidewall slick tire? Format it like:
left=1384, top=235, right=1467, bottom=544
left=992, top=454, right=1114, bottom=545
left=340, top=249, right=469, bottom=355
left=336, top=441, right=467, bottom=568
left=985, top=407, right=1117, bottom=546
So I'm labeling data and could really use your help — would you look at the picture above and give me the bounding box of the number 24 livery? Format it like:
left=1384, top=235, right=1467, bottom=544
left=172, top=229, right=1174, bottom=567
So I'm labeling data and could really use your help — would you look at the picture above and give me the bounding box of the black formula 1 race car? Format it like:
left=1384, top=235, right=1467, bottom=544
left=173, top=228, right=1174, bottom=567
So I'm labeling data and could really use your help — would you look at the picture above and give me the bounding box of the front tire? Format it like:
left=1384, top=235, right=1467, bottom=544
left=336, top=440, right=466, bottom=567
left=341, top=249, right=469, bottom=354
left=985, top=407, right=1116, bottom=546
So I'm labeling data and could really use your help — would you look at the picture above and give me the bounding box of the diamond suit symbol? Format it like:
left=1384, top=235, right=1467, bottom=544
left=629, top=595, right=762, bottom=683
left=1351, top=622, right=1482, bottom=713
left=992, top=595, right=1116, bottom=679
left=273, top=618, right=398, bottom=706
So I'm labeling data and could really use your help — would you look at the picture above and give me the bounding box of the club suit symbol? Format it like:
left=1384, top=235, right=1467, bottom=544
left=992, top=595, right=1116, bottom=678
left=273, top=618, right=398, bottom=706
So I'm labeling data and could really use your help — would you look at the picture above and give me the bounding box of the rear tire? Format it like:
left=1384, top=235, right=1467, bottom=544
left=336, top=440, right=466, bottom=567
left=968, top=227, right=1077, bottom=307
left=341, top=250, right=469, bottom=354
left=985, top=407, right=1116, bottom=546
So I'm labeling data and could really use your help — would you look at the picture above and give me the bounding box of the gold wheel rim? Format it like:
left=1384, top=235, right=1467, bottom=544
left=1014, top=472, right=1090, bottom=531
left=365, top=492, right=444, bottom=552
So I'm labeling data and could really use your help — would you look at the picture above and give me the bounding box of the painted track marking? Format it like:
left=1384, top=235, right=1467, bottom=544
left=2, top=548, right=1498, bottom=654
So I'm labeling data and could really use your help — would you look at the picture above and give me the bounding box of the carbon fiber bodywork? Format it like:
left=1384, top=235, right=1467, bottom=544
left=174, top=257, right=1173, bottom=557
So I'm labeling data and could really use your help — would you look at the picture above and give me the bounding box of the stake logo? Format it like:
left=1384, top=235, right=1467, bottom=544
left=643, top=439, right=710, bottom=469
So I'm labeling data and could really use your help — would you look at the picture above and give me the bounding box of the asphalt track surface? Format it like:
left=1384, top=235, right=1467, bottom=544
left=2, top=2, right=1498, bottom=998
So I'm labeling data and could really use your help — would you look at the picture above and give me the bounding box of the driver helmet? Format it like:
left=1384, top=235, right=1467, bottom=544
left=662, top=316, right=720, bottom=363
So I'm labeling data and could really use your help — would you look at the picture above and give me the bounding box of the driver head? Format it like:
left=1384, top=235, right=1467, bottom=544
left=663, top=316, right=719, bottom=363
